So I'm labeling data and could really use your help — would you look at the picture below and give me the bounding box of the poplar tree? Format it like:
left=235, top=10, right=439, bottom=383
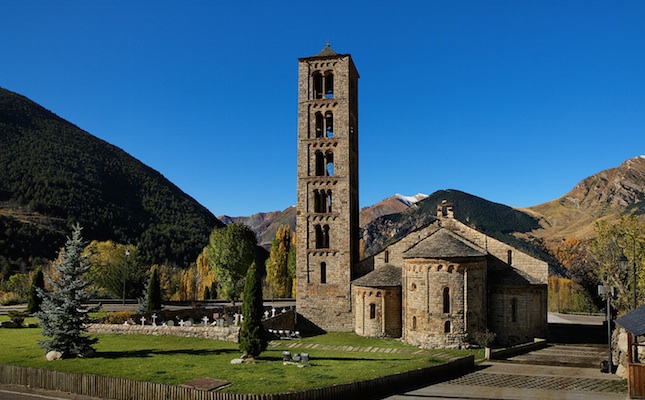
left=266, top=225, right=292, bottom=298
left=207, top=223, right=257, bottom=304
left=36, top=225, right=98, bottom=357
left=239, top=261, right=267, bottom=358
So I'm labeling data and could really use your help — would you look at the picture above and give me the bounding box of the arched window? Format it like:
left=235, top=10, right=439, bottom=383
left=320, top=262, right=327, bottom=284
left=369, top=303, right=376, bottom=319
left=443, top=287, right=450, bottom=314
left=511, top=298, right=518, bottom=322
left=444, top=321, right=451, bottom=333
left=325, top=112, right=334, bottom=138
left=325, top=151, right=334, bottom=176
left=315, top=151, right=325, bottom=176
left=313, top=72, right=323, bottom=99
left=324, top=71, right=334, bottom=98
left=507, top=250, right=513, bottom=265
left=412, top=316, right=417, bottom=330
left=326, top=190, right=332, bottom=212
left=384, top=250, right=389, bottom=263
left=315, top=112, right=324, bottom=138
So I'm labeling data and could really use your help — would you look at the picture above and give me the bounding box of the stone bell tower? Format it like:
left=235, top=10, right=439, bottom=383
left=295, top=44, right=359, bottom=331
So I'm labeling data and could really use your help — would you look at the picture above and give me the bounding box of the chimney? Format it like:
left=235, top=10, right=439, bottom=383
left=437, top=200, right=454, bottom=219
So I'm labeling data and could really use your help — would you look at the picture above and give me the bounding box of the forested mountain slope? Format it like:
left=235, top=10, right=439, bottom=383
left=0, top=88, right=223, bottom=275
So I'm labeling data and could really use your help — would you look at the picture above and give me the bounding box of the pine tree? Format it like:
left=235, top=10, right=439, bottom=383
left=146, top=267, right=162, bottom=311
left=266, top=225, right=292, bottom=298
left=35, top=225, right=98, bottom=357
left=27, top=268, right=45, bottom=314
left=204, top=285, right=211, bottom=300
left=239, top=261, right=267, bottom=359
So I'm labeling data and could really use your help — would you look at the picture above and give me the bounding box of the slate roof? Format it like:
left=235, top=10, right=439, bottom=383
left=352, top=264, right=401, bottom=287
left=403, top=228, right=487, bottom=259
left=488, top=266, right=542, bottom=285
left=316, top=43, right=338, bottom=57
left=616, top=305, right=645, bottom=336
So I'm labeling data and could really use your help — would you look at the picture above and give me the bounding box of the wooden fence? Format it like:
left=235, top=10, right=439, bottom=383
left=0, top=355, right=473, bottom=400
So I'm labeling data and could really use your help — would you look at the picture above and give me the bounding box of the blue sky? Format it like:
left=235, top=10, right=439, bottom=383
left=2, top=1, right=644, bottom=217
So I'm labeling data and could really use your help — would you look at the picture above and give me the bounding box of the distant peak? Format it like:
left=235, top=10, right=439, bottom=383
left=395, top=193, right=428, bottom=206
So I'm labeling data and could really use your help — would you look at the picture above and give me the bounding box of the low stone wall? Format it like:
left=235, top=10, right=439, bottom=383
left=88, top=324, right=240, bottom=343
left=490, top=338, right=547, bottom=360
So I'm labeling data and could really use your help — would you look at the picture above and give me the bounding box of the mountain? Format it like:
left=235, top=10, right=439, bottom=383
left=220, top=194, right=427, bottom=247
left=0, top=88, right=224, bottom=274
left=526, top=155, right=645, bottom=244
left=359, top=189, right=553, bottom=265
left=359, top=193, right=427, bottom=226
left=219, top=206, right=297, bottom=247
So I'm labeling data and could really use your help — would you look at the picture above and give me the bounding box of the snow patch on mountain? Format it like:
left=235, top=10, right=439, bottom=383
left=395, top=193, right=428, bottom=207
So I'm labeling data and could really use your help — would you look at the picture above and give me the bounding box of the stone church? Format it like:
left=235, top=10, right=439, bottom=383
left=295, top=45, right=548, bottom=348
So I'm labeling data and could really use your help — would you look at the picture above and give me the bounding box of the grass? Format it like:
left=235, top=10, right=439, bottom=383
left=0, top=326, right=478, bottom=394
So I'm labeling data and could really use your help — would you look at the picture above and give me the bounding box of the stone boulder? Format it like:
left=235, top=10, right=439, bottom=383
left=46, top=351, right=63, bottom=361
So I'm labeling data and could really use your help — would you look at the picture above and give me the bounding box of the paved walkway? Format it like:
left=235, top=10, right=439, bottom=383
left=382, top=344, right=627, bottom=400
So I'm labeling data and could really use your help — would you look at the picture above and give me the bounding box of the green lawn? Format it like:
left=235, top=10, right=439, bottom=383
left=0, top=326, right=479, bottom=394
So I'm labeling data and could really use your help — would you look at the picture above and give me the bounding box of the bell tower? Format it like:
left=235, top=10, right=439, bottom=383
left=295, top=44, right=359, bottom=331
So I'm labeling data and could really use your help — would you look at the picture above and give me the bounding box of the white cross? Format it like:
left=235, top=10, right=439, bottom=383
left=140, top=316, right=146, bottom=326
left=202, top=316, right=209, bottom=326
left=178, top=319, right=185, bottom=327
left=151, top=314, right=157, bottom=326
left=264, top=310, right=269, bottom=319
left=271, top=308, right=276, bottom=317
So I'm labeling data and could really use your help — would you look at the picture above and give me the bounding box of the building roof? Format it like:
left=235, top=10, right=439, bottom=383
left=616, top=305, right=645, bottom=336
left=403, top=228, right=487, bottom=259
left=488, top=266, right=542, bottom=285
left=316, top=43, right=338, bottom=57
left=352, top=264, right=401, bottom=287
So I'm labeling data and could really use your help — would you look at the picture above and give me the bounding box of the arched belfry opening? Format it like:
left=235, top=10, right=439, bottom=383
left=296, top=44, right=360, bottom=332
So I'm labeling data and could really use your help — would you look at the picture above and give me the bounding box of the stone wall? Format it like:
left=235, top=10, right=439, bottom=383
left=489, top=284, right=547, bottom=346
left=88, top=324, right=240, bottom=343
left=353, top=285, right=402, bottom=338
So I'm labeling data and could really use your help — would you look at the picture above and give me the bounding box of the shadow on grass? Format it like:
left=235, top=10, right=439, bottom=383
left=95, top=348, right=240, bottom=359
left=259, top=355, right=414, bottom=362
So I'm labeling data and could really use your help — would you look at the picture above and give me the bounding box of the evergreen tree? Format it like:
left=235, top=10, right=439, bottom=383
left=27, top=268, right=45, bottom=314
left=35, top=225, right=98, bottom=357
left=146, top=267, right=162, bottom=311
left=204, top=285, right=211, bottom=300
left=207, top=223, right=257, bottom=304
left=266, top=225, right=292, bottom=298
left=210, top=281, right=217, bottom=299
left=239, top=261, right=267, bottom=358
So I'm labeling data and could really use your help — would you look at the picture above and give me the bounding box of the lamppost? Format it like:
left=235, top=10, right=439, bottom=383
left=598, top=284, right=615, bottom=373
left=123, top=249, right=130, bottom=305
left=619, top=239, right=638, bottom=362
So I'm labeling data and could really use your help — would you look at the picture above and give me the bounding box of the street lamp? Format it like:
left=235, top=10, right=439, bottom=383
left=123, top=249, right=130, bottom=305
left=598, top=284, right=615, bottom=373
left=619, top=249, right=638, bottom=363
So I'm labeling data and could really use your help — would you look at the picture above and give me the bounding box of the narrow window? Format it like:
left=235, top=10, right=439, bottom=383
left=315, top=151, right=325, bottom=176
left=444, top=321, right=451, bottom=333
left=507, top=250, right=513, bottom=266
left=325, top=151, right=334, bottom=176
left=384, top=250, right=389, bottom=263
left=369, top=303, right=376, bottom=319
left=325, top=112, right=334, bottom=138
left=412, top=316, right=417, bottom=330
left=326, top=190, right=332, bottom=213
left=315, top=225, right=323, bottom=248
left=320, top=262, right=327, bottom=284
left=313, top=72, right=323, bottom=99
left=322, top=224, right=330, bottom=248
left=315, top=113, right=324, bottom=138
left=511, top=298, right=518, bottom=322
left=325, top=71, right=334, bottom=98
left=313, top=190, right=320, bottom=212
left=443, top=287, right=450, bottom=314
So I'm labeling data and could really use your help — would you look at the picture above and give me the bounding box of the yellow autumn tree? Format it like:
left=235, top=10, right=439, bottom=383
left=266, top=225, right=292, bottom=298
